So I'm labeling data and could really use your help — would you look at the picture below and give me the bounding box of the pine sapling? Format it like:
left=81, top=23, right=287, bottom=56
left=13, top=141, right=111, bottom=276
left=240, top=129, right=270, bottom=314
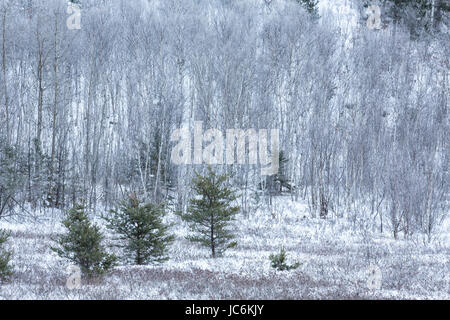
left=269, top=247, right=300, bottom=271
left=178, top=166, right=240, bottom=258
left=105, top=194, right=174, bottom=265
left=52, top=204, right=117, bottom=278
left=0, top=229, right=13, bottom=282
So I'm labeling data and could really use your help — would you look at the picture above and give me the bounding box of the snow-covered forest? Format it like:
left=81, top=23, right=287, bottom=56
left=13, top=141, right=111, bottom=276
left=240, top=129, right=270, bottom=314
left=0, top=0, right=448, bottom=299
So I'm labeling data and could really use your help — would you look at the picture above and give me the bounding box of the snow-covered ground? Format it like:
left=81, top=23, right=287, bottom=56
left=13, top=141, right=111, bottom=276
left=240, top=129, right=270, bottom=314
left=0, top=197, right=448, bottom=300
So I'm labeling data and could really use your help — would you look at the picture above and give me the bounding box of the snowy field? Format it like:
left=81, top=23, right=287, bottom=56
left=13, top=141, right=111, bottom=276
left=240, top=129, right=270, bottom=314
left=0, top=198, right=448, bottom=300
left=0, top=0, right=448, bottom=301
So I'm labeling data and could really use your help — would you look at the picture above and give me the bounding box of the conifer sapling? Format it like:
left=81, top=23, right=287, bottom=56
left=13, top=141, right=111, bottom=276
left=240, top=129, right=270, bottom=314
left=0, top=229, right=13, bottom=282
left=105, top=194, right=174, bottom=265
left=178, top=166, right=240, bottom=258
left=52, top=204, right=117, bottom=278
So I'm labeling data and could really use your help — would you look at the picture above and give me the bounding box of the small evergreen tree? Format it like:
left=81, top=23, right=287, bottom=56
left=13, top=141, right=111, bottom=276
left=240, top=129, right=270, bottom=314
left=0, top=229, right=13, bottom=282
left=260, top=151, right=292, bottom=207
left=0, top=140, right=26, bottom=218
left=269, top=247, right=300, bottom=271
left=266, top=150, right=292, bottom=194
left=178, top=166, right=240, bottom=258
left=52, top=204, right=117, bottom=278
left=105, top=194, right=174, bottom=265
left=295, top=0, right=320, bottom=19
left=361, top=0, right=450, bottom=37
left=382, top=0, right=432, bottom=37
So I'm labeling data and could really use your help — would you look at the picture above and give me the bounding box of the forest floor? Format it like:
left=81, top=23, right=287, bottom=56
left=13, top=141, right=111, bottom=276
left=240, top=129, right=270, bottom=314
left=0, top=197, right=448, bottom=299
